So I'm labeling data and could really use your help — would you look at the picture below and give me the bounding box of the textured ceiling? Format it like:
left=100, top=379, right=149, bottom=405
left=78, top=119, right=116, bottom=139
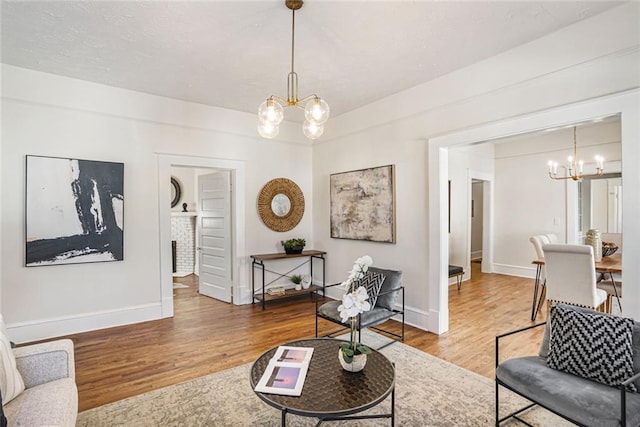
left=0, top=1, right=623, bottom=119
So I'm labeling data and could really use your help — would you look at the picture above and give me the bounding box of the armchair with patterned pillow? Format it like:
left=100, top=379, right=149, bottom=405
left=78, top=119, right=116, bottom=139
left=315, top=266, right=404, bottom=348
left=495, top=304, right=640, bottom=426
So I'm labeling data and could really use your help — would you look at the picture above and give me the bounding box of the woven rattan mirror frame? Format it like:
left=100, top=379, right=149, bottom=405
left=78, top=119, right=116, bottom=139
left=257, top=178, right=304, bottom=232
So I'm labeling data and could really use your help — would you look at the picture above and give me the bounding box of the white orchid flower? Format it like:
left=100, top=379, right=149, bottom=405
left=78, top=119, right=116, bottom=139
left=338, top=286, right=371, bottom=322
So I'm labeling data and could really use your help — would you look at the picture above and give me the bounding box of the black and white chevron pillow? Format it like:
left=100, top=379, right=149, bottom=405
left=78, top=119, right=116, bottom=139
left=358, top=271, right=385, bottom=308
left=547, top=304, right=637, bottom=391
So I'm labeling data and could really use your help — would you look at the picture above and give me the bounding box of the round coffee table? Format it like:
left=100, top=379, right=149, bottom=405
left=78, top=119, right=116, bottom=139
left=250, top=338, right=395, bottom=426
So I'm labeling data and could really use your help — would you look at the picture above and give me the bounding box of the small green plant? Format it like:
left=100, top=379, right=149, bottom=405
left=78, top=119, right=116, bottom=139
left=290, top=274, right=303, bottom=284
left=280, top=238, right=306, bottom=249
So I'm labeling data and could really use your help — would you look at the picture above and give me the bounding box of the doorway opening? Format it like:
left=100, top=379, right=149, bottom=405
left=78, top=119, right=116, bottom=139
left=170, top=166, right=233, bottom=304
left=470, top=179, right=484, bottom=268
left=428, top=91, right=638, bottom=334
left=158, top=154, right=246, bottom=319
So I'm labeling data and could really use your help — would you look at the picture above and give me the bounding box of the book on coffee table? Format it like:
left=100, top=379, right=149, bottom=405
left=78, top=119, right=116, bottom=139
left=254, top=346, right=314, bottom=396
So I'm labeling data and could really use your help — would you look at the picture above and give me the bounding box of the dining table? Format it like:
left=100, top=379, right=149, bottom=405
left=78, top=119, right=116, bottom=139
left=530, top=252, right=622, bottom=321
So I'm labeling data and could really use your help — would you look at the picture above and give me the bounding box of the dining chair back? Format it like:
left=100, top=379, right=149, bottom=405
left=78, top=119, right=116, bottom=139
left=542, top=244, right=607, bottom=311
left=529, top=235, right=549, bottom=259
left=529, top=235, right=550, bottom=282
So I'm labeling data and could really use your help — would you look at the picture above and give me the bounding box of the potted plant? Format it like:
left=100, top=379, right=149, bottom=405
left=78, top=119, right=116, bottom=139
left=337, top=255, right=374, bottom=372
left=281, top=238, right=306, bottom=255
left=290, top=274, right=303, bottom=290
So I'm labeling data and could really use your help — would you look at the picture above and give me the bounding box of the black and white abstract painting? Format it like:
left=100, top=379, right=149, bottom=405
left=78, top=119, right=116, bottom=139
left=26, top=155, right=124, bottom=266
left=330, top=164, right=395, bottom=243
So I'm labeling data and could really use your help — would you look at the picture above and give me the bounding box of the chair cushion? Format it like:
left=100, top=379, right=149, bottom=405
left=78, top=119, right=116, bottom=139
left=359, top=307, right=398, bottom=328
left=317, top=301, right=397, bottom=329
left=368, top=267, right=402, bottom=311
left=497, top=356, right=640, bottom=427
left=448, top=265, right=463, bottom=276
left=3, top=377, right=77, bottom=427
left=0, top=315, right=25, bottom=404
left=547, top=304, right=636, bottom=391
left=317, top=300, right=343, bottom=323
left=358, top=271, right=385, bottom=307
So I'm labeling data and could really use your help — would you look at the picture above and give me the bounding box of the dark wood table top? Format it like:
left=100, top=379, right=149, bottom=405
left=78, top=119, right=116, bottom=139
left=250, top=338, right=395, bottom=418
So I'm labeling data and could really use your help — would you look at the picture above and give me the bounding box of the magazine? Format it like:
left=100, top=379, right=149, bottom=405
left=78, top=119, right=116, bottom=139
left=254, top=346, right=314, bottom=396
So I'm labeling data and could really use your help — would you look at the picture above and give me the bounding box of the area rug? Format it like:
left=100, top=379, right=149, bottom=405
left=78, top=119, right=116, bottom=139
left=76, top=330, right=570, bottom=426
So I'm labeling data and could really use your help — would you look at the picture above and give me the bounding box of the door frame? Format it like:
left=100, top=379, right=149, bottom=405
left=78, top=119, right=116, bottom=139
left=158, top=154, right=246, bottom=318
left=427, top=89, right=640, bottom=334
left=467, top=173, right=493, bottom=278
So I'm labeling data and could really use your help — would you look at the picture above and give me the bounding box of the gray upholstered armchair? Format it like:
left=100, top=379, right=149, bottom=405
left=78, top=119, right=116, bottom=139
left=496, top=304, right=640, bottom=426
left=315, top=266, right=404, bottom=347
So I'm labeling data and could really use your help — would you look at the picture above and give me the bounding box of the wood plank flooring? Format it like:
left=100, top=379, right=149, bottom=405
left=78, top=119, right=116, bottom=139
left=52, top=263, right=546, bottom=412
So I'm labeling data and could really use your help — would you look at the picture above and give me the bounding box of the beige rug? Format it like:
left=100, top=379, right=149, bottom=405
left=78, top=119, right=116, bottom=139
left=76, top=330, right=570, bottom=426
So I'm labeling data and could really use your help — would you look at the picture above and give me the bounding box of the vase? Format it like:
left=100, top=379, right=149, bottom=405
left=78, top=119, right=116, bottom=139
left=585, top=229, right=602, bottom=262
left=284, top=246, right=304, bottom=255
left=338, top=348, right=367, bottom=372
left=301, top=274, right=312, bottom=289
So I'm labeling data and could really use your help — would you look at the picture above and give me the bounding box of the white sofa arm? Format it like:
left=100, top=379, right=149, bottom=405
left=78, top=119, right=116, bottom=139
left=13, top=339, right=75, bottom=389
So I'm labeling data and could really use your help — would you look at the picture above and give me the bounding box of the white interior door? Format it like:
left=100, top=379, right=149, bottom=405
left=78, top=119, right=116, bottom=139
left=197, top=171, right=232, bottom=302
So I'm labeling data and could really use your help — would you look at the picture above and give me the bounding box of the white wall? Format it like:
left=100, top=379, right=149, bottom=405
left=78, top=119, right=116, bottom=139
left=315, top=3, right=640, bottom=333
left=1, top=2, right=638, bottom=340
left=491, top=123, right=621, bottom=279
left=1, top=65, right=314, bottom=342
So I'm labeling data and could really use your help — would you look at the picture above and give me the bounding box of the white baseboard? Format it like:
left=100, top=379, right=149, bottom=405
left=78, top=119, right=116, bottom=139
left=491, top=263, right=537, bottom=279
left=6, top=303, right=163, bottom=344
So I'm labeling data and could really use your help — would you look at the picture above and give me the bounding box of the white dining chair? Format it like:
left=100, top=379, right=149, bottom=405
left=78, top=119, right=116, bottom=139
left=542, top=244, right=608, bottom=313
left=529, top=235, right=550, bottom=319
left=596, top=279, right=622, bottom=313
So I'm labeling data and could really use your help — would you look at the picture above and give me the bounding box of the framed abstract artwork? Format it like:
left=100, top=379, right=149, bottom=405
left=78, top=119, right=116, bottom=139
left=330, top=164, right=395, bottom=243
left=25, top=155, right=124, bottom=266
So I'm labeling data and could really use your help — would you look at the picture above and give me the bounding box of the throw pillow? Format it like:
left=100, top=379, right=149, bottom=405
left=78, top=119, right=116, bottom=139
left=547, top=304, right=637, bottom=392
left=358, top=271, right=385, bottom=308
left=369, top=267, right=402, bottom=310
left=0, top=314, right=25, bottom=404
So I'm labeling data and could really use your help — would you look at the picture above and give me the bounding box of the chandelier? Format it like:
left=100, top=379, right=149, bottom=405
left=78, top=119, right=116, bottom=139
left=257, top=0, right=329, bottom=140
left=548, top=126, right=604, bottom=181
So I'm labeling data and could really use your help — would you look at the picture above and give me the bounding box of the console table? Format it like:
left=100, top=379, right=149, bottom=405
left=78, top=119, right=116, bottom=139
left=251, top=250, right=326, bottom=309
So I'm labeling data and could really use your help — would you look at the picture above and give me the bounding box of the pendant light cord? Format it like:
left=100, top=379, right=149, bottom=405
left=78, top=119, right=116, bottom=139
left=291, top=9, right=296, bottom=74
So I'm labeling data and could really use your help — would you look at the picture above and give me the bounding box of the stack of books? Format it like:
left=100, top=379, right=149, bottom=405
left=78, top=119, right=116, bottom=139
left=254, top=346, right=314, bottom=396
left=266, top=286, right=286, bottom=296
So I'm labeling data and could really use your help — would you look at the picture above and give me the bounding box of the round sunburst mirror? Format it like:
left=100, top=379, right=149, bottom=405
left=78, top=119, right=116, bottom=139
left=257, top=178, right=305, bottom=232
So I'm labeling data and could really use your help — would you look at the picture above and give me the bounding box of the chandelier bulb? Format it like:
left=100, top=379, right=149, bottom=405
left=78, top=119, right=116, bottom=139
left=258, top=99, right=284, bottom=125
left=258, top=120, right=280, bottom=139
left=303, top=120, right=324, bottom=139
left=304, top=97, right=330, bottom=124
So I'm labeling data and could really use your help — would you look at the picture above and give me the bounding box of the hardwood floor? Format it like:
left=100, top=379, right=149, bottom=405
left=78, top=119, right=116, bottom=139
left=54, top=263, right=546, bottom=412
